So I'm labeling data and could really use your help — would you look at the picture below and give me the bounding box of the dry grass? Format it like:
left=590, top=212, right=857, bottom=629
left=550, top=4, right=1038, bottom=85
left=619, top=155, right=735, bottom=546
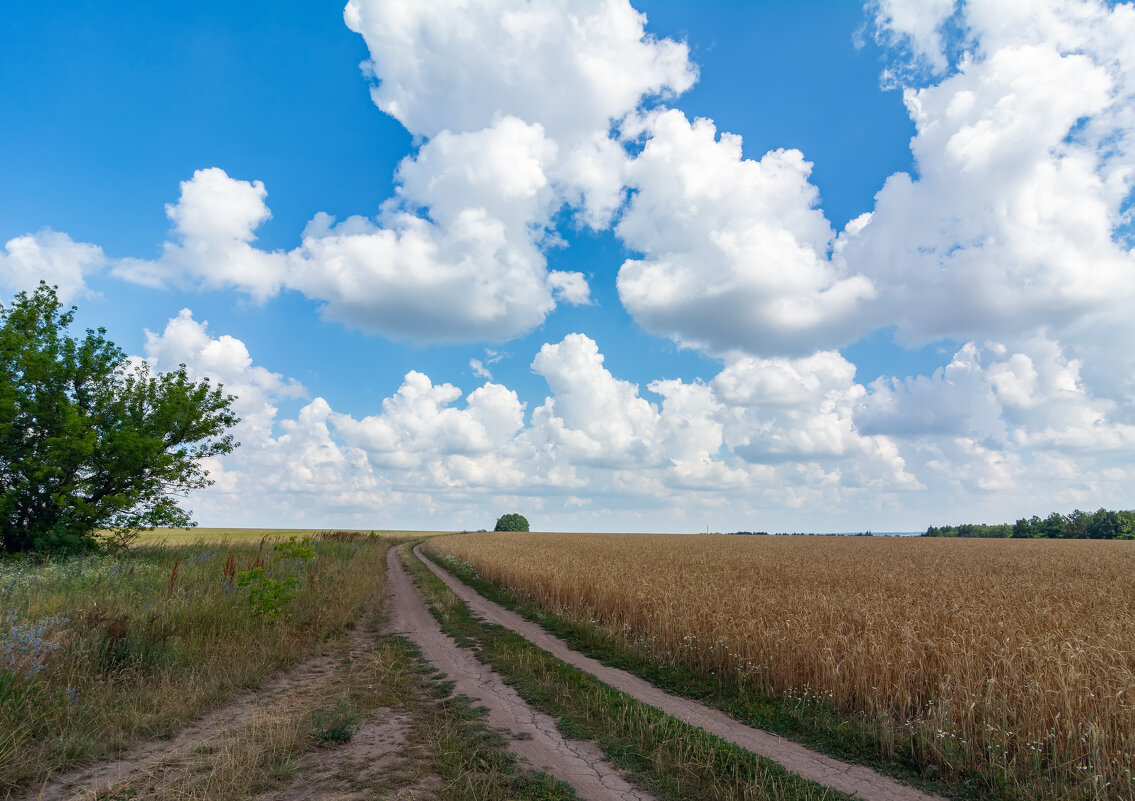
left=431, top=533, right=1135, bottom=800
left=0, top=533, right=391, bottom=794
left=130, top=528, right=452, bottom=545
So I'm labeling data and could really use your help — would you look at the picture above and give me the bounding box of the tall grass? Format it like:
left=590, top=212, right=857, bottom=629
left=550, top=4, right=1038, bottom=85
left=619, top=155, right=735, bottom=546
left=0, top=532, right=388, bottom=794
left=429, top=533, right=1135, bottom=800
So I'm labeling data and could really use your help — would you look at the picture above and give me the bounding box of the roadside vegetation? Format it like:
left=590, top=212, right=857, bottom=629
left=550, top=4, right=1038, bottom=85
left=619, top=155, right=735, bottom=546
left=399, top=542, right=855, bottom=801
left=1, top=531, right=589, bottom=800
left=133, top=527, right=452, bottom=546
left=0, top=532, right=385, bottom=794
left=425, top=533, right=1135, bottom=801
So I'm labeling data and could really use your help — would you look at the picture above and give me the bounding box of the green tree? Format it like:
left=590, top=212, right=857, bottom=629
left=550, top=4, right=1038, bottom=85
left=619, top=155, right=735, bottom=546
left=0, top=283, right=239, bottom=553
left=493, top=513, right=529, bottom=532
left=1039, top=511, right=1069, bottom=539
left=1067, top=508, right=1090, bottom=539
left=1086, top=508, right=1122, bottom=540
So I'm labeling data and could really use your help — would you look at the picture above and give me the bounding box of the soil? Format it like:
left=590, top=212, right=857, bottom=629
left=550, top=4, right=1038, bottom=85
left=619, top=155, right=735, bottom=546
left=384, top=546, right=656, bottom=801
left=15, top=542, right=949, bottom=801
left=415, top=544, right=948, bottom=801
left=18, top=610, right=381, bottom=801
left=253, top=711, right=414, bottom=801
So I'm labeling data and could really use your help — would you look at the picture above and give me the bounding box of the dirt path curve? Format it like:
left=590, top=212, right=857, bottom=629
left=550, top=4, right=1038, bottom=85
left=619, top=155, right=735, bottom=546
left=415, top=545, right=947, bottom=801
left=385, top=547, right=655, bottom=801
left=16, top=606, right=378, bottom=801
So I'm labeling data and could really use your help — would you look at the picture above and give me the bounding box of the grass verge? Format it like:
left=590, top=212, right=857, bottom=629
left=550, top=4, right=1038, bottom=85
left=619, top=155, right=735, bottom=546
left=3, top=536, right=579, bottom=800
left=400, top=543, right=855, bottom=801
left=130, top=528, right=453, bottom=545
left=0, top=533, right=384, bottom=793
left=86, top=582, right=575, bottom=801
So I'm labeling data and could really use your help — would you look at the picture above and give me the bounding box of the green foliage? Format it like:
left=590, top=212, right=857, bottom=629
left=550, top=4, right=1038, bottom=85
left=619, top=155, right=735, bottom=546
left=493, top=513, right=529, bottom=532
left=310, top=699, right=361, bottom=744
left=926, top=508, right=1135, bottom=539
left=0, top=283, right=240, bottom=553
left=236, top=568, right=299, bottom=618
left=273, top=535, right=316, bottom=561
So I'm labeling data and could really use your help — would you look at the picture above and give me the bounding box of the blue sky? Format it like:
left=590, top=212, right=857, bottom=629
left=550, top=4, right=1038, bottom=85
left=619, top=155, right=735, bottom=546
left=3, top=0, right=1134, bottom=532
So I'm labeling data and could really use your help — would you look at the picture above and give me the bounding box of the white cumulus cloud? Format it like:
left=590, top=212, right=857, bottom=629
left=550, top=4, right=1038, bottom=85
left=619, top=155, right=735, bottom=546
left=108, top=1, right=698, bottom=343
left=343, top=0, right=696, bottom=140
left=616, top=110, right=875, bottom=356
left=1, top=230, right=106, bottom=303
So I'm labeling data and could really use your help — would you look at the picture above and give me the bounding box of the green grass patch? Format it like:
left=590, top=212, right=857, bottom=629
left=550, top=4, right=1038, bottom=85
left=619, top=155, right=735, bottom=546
left=364, top=632, right=579, bottom=801
left=311, top=699, right=362, bottom=744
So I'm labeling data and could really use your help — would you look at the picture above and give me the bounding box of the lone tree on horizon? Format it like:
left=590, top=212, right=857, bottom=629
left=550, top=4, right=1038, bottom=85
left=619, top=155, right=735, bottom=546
left=494, top=513, right=529, bottom=532
left=0, top=283, right=240, bottom=553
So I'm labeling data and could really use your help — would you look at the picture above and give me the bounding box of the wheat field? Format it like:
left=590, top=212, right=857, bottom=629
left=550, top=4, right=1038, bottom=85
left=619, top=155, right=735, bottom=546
left=430, top=533, right=1135, bottom=799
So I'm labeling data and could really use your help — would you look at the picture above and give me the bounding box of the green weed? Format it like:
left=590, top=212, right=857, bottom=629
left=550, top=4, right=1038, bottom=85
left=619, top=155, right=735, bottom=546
left=237, top=568, right=299, bottom=618
left=310, top=699, right=361, bottom=744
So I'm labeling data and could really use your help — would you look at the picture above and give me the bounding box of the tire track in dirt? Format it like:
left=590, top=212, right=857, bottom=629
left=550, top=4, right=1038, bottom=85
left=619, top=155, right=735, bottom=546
left=16, top=607, right=379, bottom=801
left=385, top=547, right=655, bottom=801
left=415, top=544, right=948, bottom=801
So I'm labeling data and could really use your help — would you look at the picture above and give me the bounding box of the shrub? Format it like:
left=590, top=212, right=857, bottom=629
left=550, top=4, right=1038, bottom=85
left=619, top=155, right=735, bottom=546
left=236, top=568, right=299, bottom=618
left=493, top=513, right=529, bottom=532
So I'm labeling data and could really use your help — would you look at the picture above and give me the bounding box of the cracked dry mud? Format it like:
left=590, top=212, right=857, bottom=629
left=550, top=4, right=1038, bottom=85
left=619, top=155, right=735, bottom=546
left=414, top=544, right=948, bottom=801
left=385, top=546, right=655, bottom=801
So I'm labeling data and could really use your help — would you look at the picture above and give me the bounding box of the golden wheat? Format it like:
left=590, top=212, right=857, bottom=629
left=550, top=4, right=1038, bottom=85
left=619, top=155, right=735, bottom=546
left=431, top=533, right=1135, bottom=799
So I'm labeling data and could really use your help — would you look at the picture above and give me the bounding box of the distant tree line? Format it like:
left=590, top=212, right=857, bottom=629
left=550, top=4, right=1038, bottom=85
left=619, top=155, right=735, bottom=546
left=924, top=509, right=1135, bottom=539
left=725, top=530, right=875, bottom=536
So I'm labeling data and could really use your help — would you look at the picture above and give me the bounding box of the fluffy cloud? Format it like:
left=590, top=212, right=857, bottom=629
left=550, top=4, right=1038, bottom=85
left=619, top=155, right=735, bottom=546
left=137, top=306, right=1135, bottom=530
left=854, top=343, right=1005, bottom=439
left=819, top=0, right=1135, bottom=504
left=116, top=169, right=284, bottom=301
left=141, top=311, right=385, bottom=523
left=1, top=230, right=106, bottom=303
left=143, top=309, right=305, bottom=443
left=616, top=110, right=875, bottom=356
left=611, top=0, right=1135, bottom=365
left=837, top=27, right=1135, bottom=346
left=109, top=1, right=697, bottom=342
left=288, top=116, right=585, bottom=339
left=529, top=334, right=659, bottom=466
left=331, top=372, right=526, bottom=469
left=712, top=351, right=922, bottom=492
left=870, top=0, right=961, bottom=78
left=343, top=0, right=696, bottom=140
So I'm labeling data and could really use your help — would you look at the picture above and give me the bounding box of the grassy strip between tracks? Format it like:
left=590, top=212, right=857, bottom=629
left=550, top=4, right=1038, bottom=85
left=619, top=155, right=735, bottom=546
left=400, top=543, right=855, bottom=801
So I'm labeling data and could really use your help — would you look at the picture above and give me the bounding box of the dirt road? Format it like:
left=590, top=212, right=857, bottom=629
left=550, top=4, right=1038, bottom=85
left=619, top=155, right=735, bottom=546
left=15, top=543, right=944, bottom=801
left=384, top=546, right=655, bottom=801
left=19, top=610, right=384, bottom=801
left=414, top=544, right=947, bottom=801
